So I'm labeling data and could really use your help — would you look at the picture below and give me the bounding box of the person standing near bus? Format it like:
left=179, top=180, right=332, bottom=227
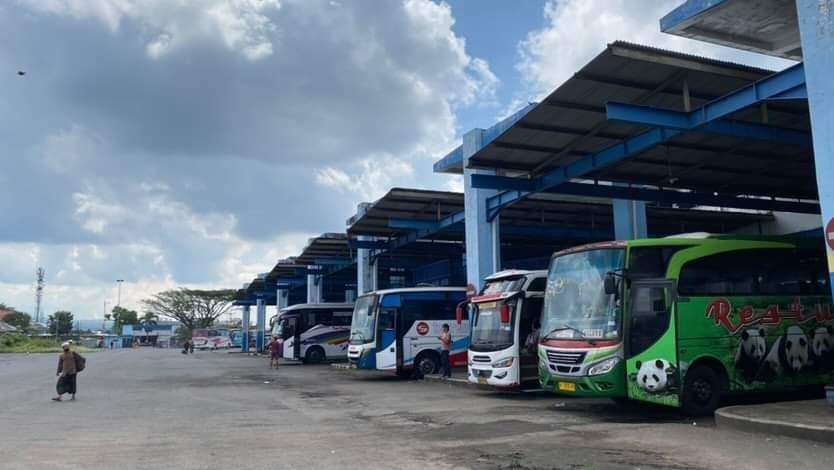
left=268, top=336, right=281, bottom=369
left=439, top=324, right=452, bottom=379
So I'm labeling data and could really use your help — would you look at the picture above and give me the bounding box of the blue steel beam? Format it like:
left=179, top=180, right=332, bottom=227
left=433, top=102, right=538, bottom=174
left=484, top=127, right=683, bottom=220
left=349, top=239, right=389, bottom=250
left=608, top=62, right=806, bottom=129
left=472, top=176, right=820, bottom=214
left=388, top=218, right=446, bottom=231
left=388, top=210, right=466, bottom=251
left=501, top=225, right=612, bottom=240
left=606, top=103, right=811, bottom=146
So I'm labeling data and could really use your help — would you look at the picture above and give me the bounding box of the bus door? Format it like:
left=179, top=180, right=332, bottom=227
left=285, top=315, right=300, bottom=360
left=375, top=294, right=400, bottom=370
left=519, top=296, right=544, bottom=385
left=625, top=279, right=680, bottom=407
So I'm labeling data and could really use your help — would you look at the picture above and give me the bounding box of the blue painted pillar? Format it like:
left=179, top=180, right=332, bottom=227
left=613, top=199, right=648, bottom=240
left=307, top=266, right=323, bottom=303
left=464, top=128, right=501, bottom=291
left=357, top=236, right=377, bottom=294
left=256, top=298, right=266, bottom=352
left=797, top=0, right=834, bottom=291
left=276, top=284, right=289, bottom=311
left=241, top=305, right=250, bottom=353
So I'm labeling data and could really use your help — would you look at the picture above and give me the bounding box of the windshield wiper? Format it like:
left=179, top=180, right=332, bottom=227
left=543, top=324, right=591, bottom=341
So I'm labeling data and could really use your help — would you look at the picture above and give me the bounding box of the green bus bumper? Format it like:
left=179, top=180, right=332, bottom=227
left=539, top=362, right=626, bottom=397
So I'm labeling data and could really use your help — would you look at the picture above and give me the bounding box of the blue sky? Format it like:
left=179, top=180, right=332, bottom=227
left=0, top=0, right=791, bottom=319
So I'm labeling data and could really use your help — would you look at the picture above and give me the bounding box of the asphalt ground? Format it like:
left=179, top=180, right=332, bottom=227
left=1, top=349, right=832, bottom=470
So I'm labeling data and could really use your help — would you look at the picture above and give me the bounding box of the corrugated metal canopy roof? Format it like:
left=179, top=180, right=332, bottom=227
left=347, top=187, right=771, bottom=243
left=294, top=233, right=352, bottom=266
left=347, top=188, right=463, bottom=240
left=464, top=41, right=816, bottom=201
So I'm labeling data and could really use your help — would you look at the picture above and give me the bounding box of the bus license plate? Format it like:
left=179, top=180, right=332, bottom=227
left=558, top=382, right=576, bottom=392
left=478, top=377, right=488, bottom=385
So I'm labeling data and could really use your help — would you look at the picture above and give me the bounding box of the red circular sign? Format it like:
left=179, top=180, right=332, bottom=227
left=416, top=322, right=430, bottom=336
left=827, top=218, right=834, bottom=251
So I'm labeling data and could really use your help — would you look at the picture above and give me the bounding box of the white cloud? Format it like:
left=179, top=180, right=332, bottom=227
left=20, top=0, right=282, bottom=61
left=2, top=0, right=495, bottom=316
left=315, top=156, right=415, bottom=202
left=515, top=0, right=794, bottom=104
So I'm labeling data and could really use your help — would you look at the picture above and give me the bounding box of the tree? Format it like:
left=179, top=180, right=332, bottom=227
left=139, top=312, right=159, bottom=333
left=4, top=311, right=31, bottom=332
left=142, top=288, right=235, bottom=333
left=110, top=306, right=138, bottom=335
left=47, top=311, right=74, bottom=336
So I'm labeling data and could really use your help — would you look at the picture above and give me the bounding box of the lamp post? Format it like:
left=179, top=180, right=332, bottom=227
left=116, top=279, right=124, bottom=307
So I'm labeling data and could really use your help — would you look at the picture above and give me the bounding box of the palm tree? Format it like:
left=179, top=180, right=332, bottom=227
left=138, top=312, right=159, bottom=344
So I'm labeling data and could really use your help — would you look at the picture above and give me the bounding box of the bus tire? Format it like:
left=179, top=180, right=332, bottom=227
left=414, top=352, right=439, bottom=378
left=305, top=346, right=326, bottom=365
left=682, top=365, right=722, bottom=416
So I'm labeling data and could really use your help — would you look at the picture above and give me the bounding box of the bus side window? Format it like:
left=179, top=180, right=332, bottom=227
left=629, top=284, right=672, bottom=357
left=333, top=311, right=352, bottom=326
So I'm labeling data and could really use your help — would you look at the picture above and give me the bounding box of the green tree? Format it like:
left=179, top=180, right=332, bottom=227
left=4, top=311, right=31, bottom=332
left=47, top=311, right=74, bottom=336
left=111, top=306, right=139, bottom=335
left=142, top=288, right=235, bottom=334
left=139, top=312, right=159, bottom=333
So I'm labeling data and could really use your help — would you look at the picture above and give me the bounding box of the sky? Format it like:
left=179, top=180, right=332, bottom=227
left=0, top=0, right=793, bottom=320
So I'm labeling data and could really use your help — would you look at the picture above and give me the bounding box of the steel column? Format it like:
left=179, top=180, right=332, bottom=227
left=797, top=0, right=834, bottom=291
left=241, top=305, right=250, bottom=353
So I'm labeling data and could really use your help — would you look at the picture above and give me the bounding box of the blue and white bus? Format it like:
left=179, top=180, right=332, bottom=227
left=347, top=287, right=468, bottom=377
left=272, top=303, right=354, bottom=364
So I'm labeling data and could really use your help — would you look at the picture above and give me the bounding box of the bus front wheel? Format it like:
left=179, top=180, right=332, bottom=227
left=682, top=365, right=722, bottom=416
left=414, top=352, right=439, bottom=378
left=305, top=347, right=326, bottom=365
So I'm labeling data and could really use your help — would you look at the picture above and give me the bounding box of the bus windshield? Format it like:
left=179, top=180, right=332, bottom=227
left=481, top=276, right=524, bottom=295
left=350, top=295, right=377, bottom=344
left=470, top=299, right=516, bottom=351
left=542, top=248, right=625, bottom=341
left=272, top=317, right=289, bottom=339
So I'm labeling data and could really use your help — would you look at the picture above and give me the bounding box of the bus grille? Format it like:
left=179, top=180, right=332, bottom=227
left=471, top=355, right=491, bottom=363
left=546, top=350, right=586, bottom=365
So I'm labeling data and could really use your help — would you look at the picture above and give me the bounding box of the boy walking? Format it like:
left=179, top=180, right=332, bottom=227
left=268, top=336, right=281, bottom=369
left=439, top=324, right=452, bottom=379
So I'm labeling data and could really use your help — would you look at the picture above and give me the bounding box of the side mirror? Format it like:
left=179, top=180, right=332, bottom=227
left=455, top=305, right=464, bottom=326
left=499, top=304, right=511, bottom=324
left=604, top=272, right=617, bottom=296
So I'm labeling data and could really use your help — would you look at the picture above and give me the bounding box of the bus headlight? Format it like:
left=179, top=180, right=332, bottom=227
left=492, top=357, right=514, bottom=368
left=587, top=356, right=620, bottom=376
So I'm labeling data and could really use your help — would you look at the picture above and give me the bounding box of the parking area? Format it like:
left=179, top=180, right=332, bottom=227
left=1, top=349, right=832, bottom=470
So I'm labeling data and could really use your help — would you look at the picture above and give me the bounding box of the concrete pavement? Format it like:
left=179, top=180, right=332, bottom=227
left=2, top=349, right=834, bottom=469
left=716, top=399, right=834, bottom=444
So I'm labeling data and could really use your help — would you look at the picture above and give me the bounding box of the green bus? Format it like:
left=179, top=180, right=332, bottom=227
left=538, top=235, right=834, bottom=415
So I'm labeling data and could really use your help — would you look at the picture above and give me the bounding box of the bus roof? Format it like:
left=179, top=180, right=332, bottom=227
left=484, top=269, right=546, bottom=281
left=279, top=302, right=354, bottom=314
left=550, top=235, right=810, bottom=259
left=360, top=286, right=467, bottom=297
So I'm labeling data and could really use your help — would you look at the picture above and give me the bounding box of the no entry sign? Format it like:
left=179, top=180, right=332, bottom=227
left=827, top=218, right=834, bottom=251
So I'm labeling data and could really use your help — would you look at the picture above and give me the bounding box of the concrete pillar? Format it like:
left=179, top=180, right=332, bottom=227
left=307, top=266, right=323, bottom=304
left=276, top=285, right=289, bottom=311
left=797, top=0, right=834, bottom=291
left=345, top=288, right=356, bottom=303
left=357, top=236, right=377, bottom=294
left=613, top=199, right=648, bottom=240
left=255, top=298, right=266, bottom=352
left=464, top=128, right=501, bottom=291
left=241, top=305, right=250, bottom=353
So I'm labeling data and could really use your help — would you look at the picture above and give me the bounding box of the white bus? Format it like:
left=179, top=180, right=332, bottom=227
left=272, top=303, right=354, bottom=364
left=348, top=287, right=468, bottom=377
left=468, top=270, right=547, bottom=389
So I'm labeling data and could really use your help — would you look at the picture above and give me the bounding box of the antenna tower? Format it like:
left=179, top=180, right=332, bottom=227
left=34, top=267, right=45, bottom=323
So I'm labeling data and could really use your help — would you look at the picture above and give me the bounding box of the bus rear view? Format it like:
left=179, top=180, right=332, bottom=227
left=468, top=270, right=546, bottom=389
